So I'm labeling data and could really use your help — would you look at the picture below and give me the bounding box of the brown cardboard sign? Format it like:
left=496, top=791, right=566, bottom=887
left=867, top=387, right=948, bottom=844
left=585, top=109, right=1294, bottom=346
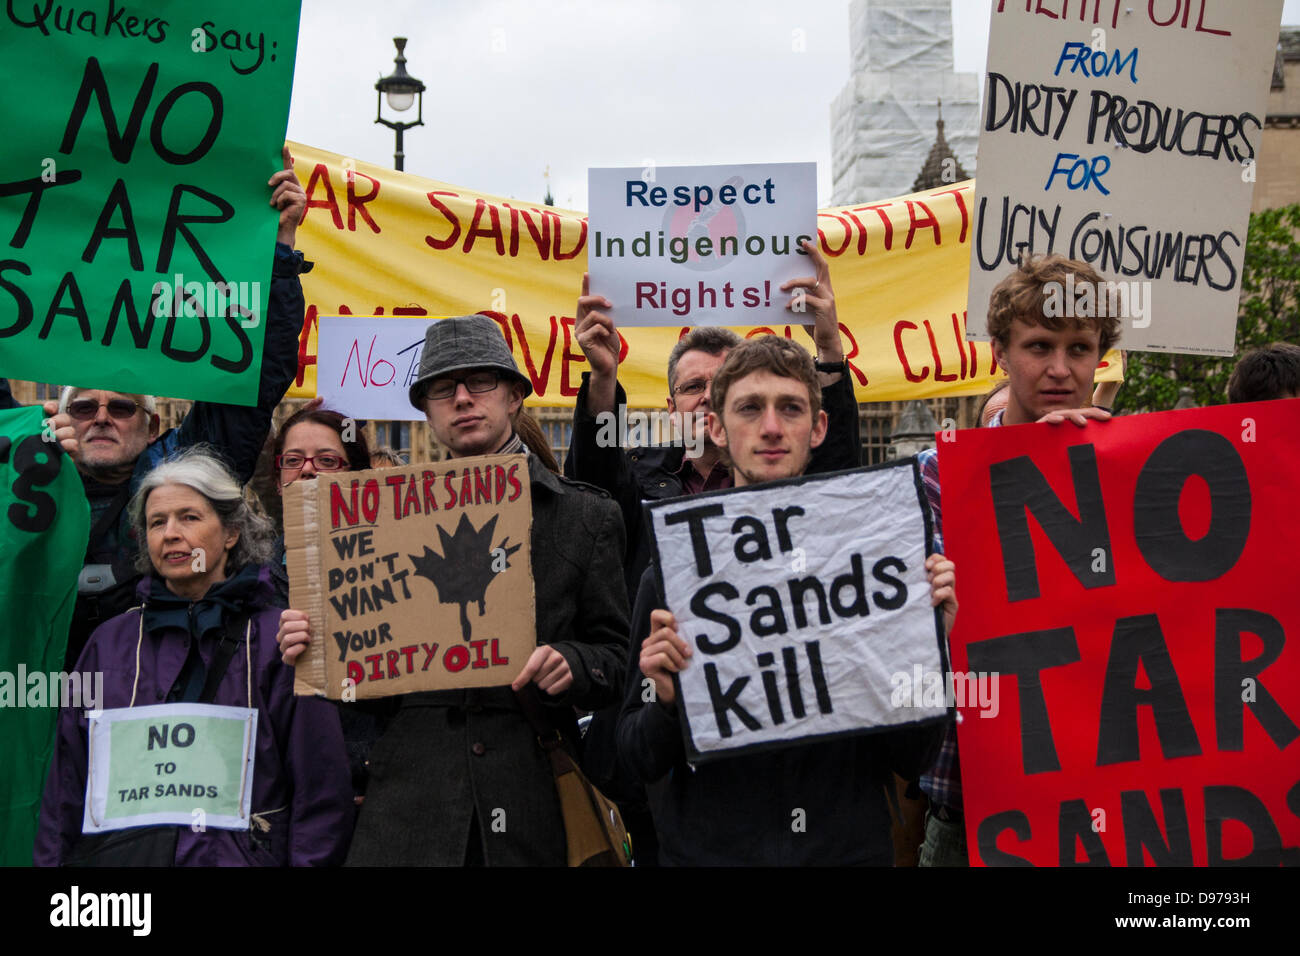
left=284, top=454, right=536, bottom=699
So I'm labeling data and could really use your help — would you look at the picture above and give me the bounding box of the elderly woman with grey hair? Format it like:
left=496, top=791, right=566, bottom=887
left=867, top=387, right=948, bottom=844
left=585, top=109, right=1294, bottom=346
left=35, top=446, right=353, bottom=867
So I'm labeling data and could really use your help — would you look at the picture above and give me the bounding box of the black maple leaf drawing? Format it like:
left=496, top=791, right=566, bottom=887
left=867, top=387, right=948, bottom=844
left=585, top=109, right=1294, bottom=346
left=409, top=513, right=522, bottom=641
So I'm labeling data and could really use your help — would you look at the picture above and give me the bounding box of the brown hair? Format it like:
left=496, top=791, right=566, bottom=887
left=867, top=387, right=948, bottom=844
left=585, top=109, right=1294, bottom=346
left=273, top=399, right=372, bottom=474
left=986, top=254, right=1121, bottom=354
left=1228, top=342, right=1300, bottom=403
left=710, top=335, right=821, bottom=422
left=513, top=410, right=560, bottom=473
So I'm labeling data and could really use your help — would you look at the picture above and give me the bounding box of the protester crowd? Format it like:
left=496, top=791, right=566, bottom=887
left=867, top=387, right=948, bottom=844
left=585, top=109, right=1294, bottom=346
left=7, top=143, right=1298, bottom=868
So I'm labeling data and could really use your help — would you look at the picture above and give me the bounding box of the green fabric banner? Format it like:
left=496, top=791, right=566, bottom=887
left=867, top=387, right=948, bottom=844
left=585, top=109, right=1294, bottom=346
left=0, top=407, right=90, bottom=865
left=0, top=1, right=302, bottom=405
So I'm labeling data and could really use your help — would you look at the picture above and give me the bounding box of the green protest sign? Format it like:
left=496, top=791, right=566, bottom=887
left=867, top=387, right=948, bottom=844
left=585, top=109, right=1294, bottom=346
left=0, top=1, right=302, bottom=405
left=87, top=703, right=257, bottom=832
left=0, top=406, right=90, bottom=865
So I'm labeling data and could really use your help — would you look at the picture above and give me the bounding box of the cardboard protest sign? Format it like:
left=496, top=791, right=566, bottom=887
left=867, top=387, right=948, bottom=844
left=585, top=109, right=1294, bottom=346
left=284, top=142, right=1122, bottom=405
left=966, top=1, right=1283, bottom=355
left=0, top=407, right=90, bottom=865
left=0, top=1, right=302, bottom=405
left=587, top=163, right=818, bottom=328
left=938, top=399, right=1300, bottom=866
left=284, top=455, right=536, bottom=700
left=316, top=314, right=438, bottom=421
left=84, top=703, right=257, bottom=833
left=647, top=461, right=947, bottom=762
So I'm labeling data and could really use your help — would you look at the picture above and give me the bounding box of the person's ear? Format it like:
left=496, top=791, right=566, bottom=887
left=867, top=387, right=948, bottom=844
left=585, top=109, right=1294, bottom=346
left=809, top=409, right=828, bottom=450
left=147, top=413, right=161, bottom=443
left=708, top=410, right=727, bottom=448
left=508, top=382, right=525, bottom=416
left=224, top=527, right=240, bottom=555
left=991, top=339, right=1009, bottom=373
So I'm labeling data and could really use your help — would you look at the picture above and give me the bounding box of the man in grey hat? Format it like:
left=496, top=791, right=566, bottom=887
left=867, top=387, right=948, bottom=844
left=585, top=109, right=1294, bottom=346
left=279, top=313, right=631, bottom=865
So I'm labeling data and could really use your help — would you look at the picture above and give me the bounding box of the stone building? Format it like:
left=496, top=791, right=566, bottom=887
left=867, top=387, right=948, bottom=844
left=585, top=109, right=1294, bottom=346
left=1254, top=27, right=1300, bottom=212
left=830, top=0, right=979, bottom=204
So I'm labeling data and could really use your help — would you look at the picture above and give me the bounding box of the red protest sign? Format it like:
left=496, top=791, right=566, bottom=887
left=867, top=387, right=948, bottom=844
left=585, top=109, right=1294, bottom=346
left=937, top=399, right=1300, bottom=866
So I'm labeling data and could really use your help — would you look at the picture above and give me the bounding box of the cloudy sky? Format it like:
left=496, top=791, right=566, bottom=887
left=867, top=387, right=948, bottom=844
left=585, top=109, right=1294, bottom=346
left=286, top=0, right=1300, bottom=208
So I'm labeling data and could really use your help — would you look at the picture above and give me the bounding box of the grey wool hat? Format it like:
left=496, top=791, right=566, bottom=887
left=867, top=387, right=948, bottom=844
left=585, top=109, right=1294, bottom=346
left=407, top=314, right=533, bottom=410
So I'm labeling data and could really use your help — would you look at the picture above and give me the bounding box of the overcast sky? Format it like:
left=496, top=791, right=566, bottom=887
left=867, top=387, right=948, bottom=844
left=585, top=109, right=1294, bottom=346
left=286, top=0, right=1300, bottom=209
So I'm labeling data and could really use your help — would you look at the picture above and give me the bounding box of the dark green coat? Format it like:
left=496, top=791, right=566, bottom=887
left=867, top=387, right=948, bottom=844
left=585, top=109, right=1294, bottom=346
left=345, top=455, right=630, bottom=865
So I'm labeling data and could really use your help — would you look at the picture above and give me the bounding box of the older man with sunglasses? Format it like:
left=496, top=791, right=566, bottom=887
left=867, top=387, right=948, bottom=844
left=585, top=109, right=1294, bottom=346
left=24, top=148, right=311, bottom=668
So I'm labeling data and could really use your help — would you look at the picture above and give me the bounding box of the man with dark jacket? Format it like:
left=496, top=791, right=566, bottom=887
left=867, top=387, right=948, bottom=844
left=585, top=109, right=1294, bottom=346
left=566, top=242, right=862, bottom=858
left=37, top=149, right=310, bottom=668
left=617, top=335, right=953, bottom=865
left=278, top=314, right=630, bottom=865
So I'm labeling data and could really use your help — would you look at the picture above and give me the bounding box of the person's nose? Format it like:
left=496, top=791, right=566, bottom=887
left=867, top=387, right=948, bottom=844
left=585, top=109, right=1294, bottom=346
left=453, top=382, right=475, bottom=406
left=163, top=517, right=184, bottom=543
left=760, top=404, right=782, bottom=436
left=300, top=458, right=318, bottom=479
left=92, top=403, right=113, bottom=425
left=1046, top=349, right=1070, bottom=378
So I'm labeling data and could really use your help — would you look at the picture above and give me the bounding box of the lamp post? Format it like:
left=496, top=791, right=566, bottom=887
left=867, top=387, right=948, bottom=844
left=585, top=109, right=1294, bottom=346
left=374, top=37, right=425, bottom=171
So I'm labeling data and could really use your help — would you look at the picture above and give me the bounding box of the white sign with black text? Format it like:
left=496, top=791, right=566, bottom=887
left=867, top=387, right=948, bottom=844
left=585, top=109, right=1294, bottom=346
left=648, top=460, right=948, bottom=761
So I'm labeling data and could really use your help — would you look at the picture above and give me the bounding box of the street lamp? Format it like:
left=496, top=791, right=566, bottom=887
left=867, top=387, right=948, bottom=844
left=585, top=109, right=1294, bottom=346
left=374, top=37, right=425, bottom=171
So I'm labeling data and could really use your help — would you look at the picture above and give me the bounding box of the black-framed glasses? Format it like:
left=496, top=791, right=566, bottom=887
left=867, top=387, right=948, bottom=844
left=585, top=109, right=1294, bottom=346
left=425, top=370, right=502, bottom=401
left=67, top=398, right=145, bottom=421
left=672, top=378, right=708, bottom=398
left=275, top=453, right=347, bottom=472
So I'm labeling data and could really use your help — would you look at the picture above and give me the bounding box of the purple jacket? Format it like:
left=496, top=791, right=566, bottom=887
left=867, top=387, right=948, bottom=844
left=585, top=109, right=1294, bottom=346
left=34, top=566, right=353, bottom=866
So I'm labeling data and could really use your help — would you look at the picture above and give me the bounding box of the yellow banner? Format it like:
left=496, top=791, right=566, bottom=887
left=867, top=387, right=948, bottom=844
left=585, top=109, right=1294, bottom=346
left=288, top=142, right=1119, bottom=407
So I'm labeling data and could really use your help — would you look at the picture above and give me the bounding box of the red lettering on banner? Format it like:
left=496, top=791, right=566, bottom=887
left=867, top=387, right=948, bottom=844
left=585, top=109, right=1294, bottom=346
left=464, top=199, right=506, bottom=256
left=511, top=313, right=558, bottom=395
left=549, top=211, right=587, bottom=260
left=924, top=319, right=957, bottom=382
left=425, top=190, right=461, bottom=250
left=856, top=202, right=895, bottom=252
left=503, top=203, right=551, bottom=259
left=296, top=306, right=318, bottom=387
left=817, top=212, right=852, bottom=257
left=304, top=163, right=344, bottom=230
left=559, top=315, right=584, bottom=397
left=346, top=171, right=381, bottom=234
left=894, top=321, right=928, bottom=383
left=905, top=200, right=941, bottom=249
left=932, top=187, right=971, bottom=244
left=837, top=322, right=869, bottom=387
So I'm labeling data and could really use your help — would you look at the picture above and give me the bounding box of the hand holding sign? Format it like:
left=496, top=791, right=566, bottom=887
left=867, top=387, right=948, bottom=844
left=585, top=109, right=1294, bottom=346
left=270, top=147, right=306, bottom=247
left=781, top=239, right=844, bottom=369
left=277, top=608, right=311, bottom=665
left=575, top=272, right=620, bottom=416
left=40, top=402, right=78, bottom=457
left=640, top=609, right=693, bottom=707
left=925, top=553, right=957, bottom=635
left=1036, top=406, right=1113, bottom=428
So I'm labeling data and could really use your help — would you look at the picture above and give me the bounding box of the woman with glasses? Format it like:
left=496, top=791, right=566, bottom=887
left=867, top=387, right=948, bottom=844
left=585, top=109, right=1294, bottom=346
left=34, top=446, right=352, bottom=866
left=266, top=401, right=381, bottom=812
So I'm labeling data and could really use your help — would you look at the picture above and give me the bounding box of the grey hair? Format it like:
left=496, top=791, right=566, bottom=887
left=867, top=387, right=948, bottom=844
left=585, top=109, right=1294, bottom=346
left=666, top=327, right=742, bottom=392
left=128, top=445, right=275, bottom=576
